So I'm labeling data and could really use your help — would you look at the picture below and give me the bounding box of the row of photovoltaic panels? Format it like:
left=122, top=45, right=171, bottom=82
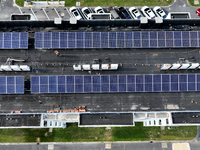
left=31, top=74, right=200, bottom=93
left=0, top=76, right=24, bottom=94
left=35, top=31, right=200, bottom=49
left=0, top=33, right=28, bottom=49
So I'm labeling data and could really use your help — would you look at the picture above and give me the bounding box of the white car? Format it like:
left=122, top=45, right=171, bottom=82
left=129, top=7, right=142, bottom=19
left=153, top=6, right=166, bottom=18
left=94, top=6, right=105, bottom=13
left=141, top=6, right=156, bottom=19
left=82, top=7, right=92, bottom=20
left=69, top=6, right=82, bottom=20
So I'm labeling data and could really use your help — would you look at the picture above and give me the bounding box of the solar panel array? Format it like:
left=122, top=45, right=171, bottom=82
left=0, top=33, right=28, bottom=49
left=31, top=74, right=200, bottom=93
left=0, top=76, right=24, bottom=94
left=35, top=31, right=200, bottom=49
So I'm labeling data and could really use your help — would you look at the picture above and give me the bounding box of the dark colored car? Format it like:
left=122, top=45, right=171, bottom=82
left=117, top=7, right=131, bottom=19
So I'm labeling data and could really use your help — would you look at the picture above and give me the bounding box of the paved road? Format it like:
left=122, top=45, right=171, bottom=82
left=1, top=142, right=200, bottom=150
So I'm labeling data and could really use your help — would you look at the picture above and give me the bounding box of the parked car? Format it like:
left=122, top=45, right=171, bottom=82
left=94, top=6, right=105, bottom=13
left=129, top=7, right=142, bottom=19
left=81, top=7, right=92, bottom=20
left=117, top=7, right=131, bottom=19
left=196, top=8, right=200, bottom=16
left=108, top=7, right=121, bottom=19
left=141, top=6, right=156, bottom=19
left=153, top=6, right=166, bottom=18
left=69, top=6, right=82, bottom=20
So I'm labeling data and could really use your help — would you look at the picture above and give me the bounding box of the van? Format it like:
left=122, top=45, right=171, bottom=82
left=108, top=7, right=120, bottom=19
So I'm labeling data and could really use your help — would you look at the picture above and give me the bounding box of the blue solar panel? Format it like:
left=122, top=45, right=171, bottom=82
left=134, top=32, right=141, bottom=39
left=162, top=83, right=170, bottom=91
left=197, top=83, right=200, bottom=91
left=109, top=40, right=117, bottom=48
left=119, top=84, right=126, bottom=92
left=182, top=31, right=189, bottom=39
left=7, top=77, right=15, bottom=84
left=84, top=76, right=91, bottom=84
left=134, top=40, right=141, bottom=47
left=179, top=75, right=187, bottom=82
left=109, top=32, right=116, bottom=39
left=153, top=84, right=161, bottom=91
left=145, top=75, right=152, bottom=83
left=171, top=83, right=178, bottom=91
left=197, top=75, right=200, bottom=83
left=49, top=84, right=57, bottom=93
left=58, top=84, right=65, bottom=93
left=35, top=31, right=200, bottom=49
left=188, top=74, right=195, bottom=82
left=158, top=32, right=165, bottom=40
left=174, top=40, right=182, bottom=47
left=136, top=75, right=143, bottom=84
left=166, top=40, right=173, bottom=47
left=84, top=84, right=91, bottom=92
left=150, top=32, right=157, bottom=39
left=93, top=84, right=101, bottom=92
left=75, top=84, right=83, bottom=93
left=136, top=84, right=143, bottom=92
left=145, top=84, right=152, bottom=91
left=153, top=75, right=161, bottom=83
left=142, top=32, right=149, bottom=39
left=110, top=84, right=118, bottom=92
left=182, top=40, right=189, bottom=47
left=0, top=77, right=6, bottom=85
left=101, top=76, right=109, bottom=83
left=67, top=84, right=74, bottom=93
left=188, top=82, right=195, bottom=91
left=142, top=40, right=149, bottom=47
left=171, top=75, right=178, bottom=82
left=119, top=75, right=126, bottom=84
left=101, top=84, right=109, bottom=92
left=31, top=74, right=200, bottom=93
left=66, top=76, right=74, bottom=84
left=150, top=40, right=157, bottom=47
left=110, top=75, right=117, bottom=84
left=162, top=75, right=169, bottom=82
left=93, top=76, right=100, bottom=84
left=127, top=75, right=135, bottom=84
left=75, top=76, right=83, bottom=84
left=174, top=31, right=181, bottom=39
left=179, top=83, right=187, bottom=91
left=166, top=32, right=173, bottom=39
left=93, top=32, right=100, bottom=48
left=191, top=40, right=198, bottom=47
left=101, top=32, right=108, bottom=48
left=158, top=40, right=165, bottom=47
left=127, top=84, right=135, bottom=92
left=190, top=31, right=197, bottom=39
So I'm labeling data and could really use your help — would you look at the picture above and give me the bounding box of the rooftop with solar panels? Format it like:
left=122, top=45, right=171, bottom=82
left=2, top=0, right=200, bottom=128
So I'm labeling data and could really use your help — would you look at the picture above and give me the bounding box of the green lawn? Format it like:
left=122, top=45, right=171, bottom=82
left=0, top=123, right=197, bottom=143
left=16, top=0, right=173, bottom=7
left=188, top=0, right=200, bottom=7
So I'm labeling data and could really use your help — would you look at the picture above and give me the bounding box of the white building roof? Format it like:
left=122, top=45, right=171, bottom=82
left=92, top=64, right=100, bottom=70
left=20, top=65, right=31, bottom=71
left=101, top=64, right=109, bottom=70
left=179, top=64, right=190, bottom=70
left=82, top=64, right=90, bottom=70
left=160, top=64, right=171, bottom=70
left=110, top=64, right=118, bottom=70
left=1, top=65, right=12, bottom=71
left=170, top=64, right=181, bottom=70
left=73, top=64, right=81, bottom=71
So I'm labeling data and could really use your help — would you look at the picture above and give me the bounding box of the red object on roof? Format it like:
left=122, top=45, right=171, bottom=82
left=196, top=8, right=200, bottom=16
